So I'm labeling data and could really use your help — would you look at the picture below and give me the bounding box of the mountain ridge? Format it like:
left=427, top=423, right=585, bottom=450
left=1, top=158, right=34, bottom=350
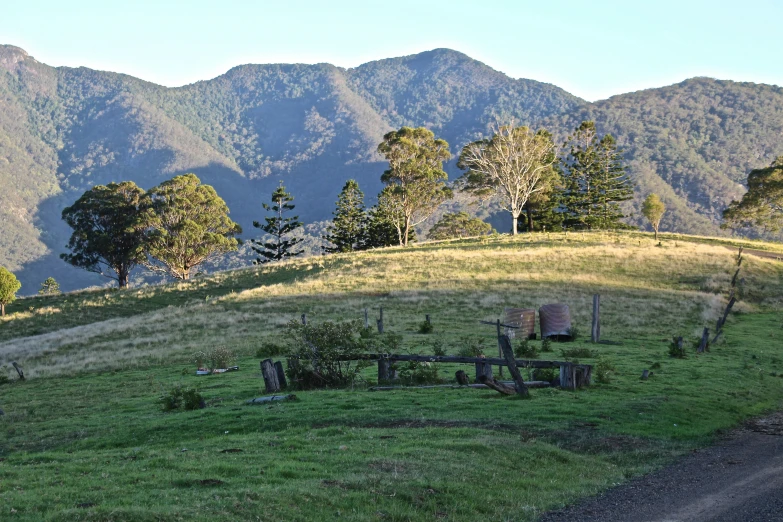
left=1, top=43, right=781, bottom=291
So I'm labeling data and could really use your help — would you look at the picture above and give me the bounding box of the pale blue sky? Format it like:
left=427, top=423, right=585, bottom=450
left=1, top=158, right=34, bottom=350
left=2, top=0, right=780, bottom=101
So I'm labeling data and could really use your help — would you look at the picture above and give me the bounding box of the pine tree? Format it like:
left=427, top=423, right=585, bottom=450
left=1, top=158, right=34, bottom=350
left=322, top=180, right=368, bottom=253
left=39, top=277, right=61, bottom=295
left=252, top=183, right=303, bottom=263
left=561, top=121, right=633, bottom=230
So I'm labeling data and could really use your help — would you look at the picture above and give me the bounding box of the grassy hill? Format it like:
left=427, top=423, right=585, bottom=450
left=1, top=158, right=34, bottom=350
left=0, top=233, right=782, bottom=520
left=2, top=44, right=783, bottom=293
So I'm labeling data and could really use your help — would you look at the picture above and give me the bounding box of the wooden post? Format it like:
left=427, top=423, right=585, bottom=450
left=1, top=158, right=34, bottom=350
left=498, top=335, right=529, bottom=397
left=559, top=364, right=573, bottom=390
left=641, top=369, right=649, bottom=380
left=377, top=307, right=384, bottom=334
left=273, top=361, right=287, bottom=389
left=301, top=313, right=307, bottom=325
left=378, top=357, right=390, bottom=382
left=591, top=294, right=600, bottom=343
left=11, top=362, right=24, bottom=381
left=364, top=308, right=369, bottom=329
left=261, top=359, right=280, bottom=393
left=495, top=319, right=504, bottom=378
left=455, top=370, right=469, bottom=385
left=425, top=314, right=431, bottom=325
left=474, top=361, right=493, bottom=383
left=697, top=327, right=709, bottom=353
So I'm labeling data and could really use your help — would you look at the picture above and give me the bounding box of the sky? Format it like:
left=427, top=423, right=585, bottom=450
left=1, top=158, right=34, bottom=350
left=1, top=0, right=781, bottom=101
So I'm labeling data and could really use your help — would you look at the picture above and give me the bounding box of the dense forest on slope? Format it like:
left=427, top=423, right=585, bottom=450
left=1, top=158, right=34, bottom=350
left=1, top=44, right=782, bottom=291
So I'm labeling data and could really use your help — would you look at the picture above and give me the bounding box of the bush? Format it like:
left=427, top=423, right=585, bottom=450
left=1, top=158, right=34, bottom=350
left=668, top=337, right=687, bottom=358
left=285, top=320, right=373, bottom=389
left=39, top=277, right=61, bottom=296
left=514, top=338, right=539, bottom=358
left=457, top=336, right=485, bottom=357
left=560, top=347, right=597, bottom=359
left=567, top=325, right=580, bottom=341
left=396, top=360, right=442, bottom=385
left=255, top=342, right=286, bottom=358
left=532, top=368, right=557, bottom=382
left=161, top=385, right=205, bottom=411
left=193, top=347, right=236, bottom=371
left=418, top=320, right=434, bottom=334
left=595, top=357, right=617, bottom=384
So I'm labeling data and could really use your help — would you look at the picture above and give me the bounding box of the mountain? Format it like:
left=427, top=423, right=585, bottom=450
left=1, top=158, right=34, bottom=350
left=1, top=44, right=782, bottom=291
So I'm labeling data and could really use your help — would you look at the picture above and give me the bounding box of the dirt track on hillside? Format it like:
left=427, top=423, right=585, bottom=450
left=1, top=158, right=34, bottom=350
left=539, top=412, right=783, bottom=522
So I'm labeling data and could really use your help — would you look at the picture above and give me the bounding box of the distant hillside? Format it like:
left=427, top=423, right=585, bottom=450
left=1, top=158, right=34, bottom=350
left=1, top=44, right=782, bottom=291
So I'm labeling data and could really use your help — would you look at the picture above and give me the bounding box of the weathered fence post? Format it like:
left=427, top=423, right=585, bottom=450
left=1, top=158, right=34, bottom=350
left=301, top=313, right=307, bottom=325
left=273, top=361, right=287, bottom=389
left=697, top=327, right=709, bottom=353
left=378, top=357, right=390, bottom=382
left=425, top=314, right=431, bottom=325
left=498, top=335, right=529, bottom=397
left=261, top=359, right=280, bottom=393
left=591, top=294, right=600, bottom=343
left=495, top=319, right=504, bottom=377
left=377, top=307, right=384, bottom=334
left=474, top=361, right=493, bottom=383
left=641, top=369, right=650, bottom=380
left=455, top=370, right=469, bottom=385
left=364, top=308, right=369, bottom=329
left=11, top=362, right=24, bottom=381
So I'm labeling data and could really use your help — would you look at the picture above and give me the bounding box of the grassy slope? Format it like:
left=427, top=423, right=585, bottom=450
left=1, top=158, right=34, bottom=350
left=1, top=232, right=783, bottom=521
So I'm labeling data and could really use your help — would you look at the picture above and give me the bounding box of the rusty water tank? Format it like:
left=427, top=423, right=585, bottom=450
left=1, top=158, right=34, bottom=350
left=503, top=308, right=536, bottom=340
left=539, top=303, right=572, bottom=341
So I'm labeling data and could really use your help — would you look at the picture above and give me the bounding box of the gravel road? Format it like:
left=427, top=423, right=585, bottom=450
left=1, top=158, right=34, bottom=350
left=539, top=412, right=783, bottom=522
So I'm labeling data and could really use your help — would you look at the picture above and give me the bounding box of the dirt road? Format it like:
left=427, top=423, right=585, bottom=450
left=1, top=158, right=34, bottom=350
left=539, top=412, right=783, bottom=522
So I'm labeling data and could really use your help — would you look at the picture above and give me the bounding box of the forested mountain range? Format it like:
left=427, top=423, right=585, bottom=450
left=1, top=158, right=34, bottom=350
left=2, top=44, right=782, bottom=291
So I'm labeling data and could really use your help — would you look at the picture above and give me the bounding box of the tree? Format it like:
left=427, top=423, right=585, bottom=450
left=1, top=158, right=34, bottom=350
left=364, top=190, right=415, bottom=248
left=0, top=266, right=21, bottom=316
left=378, top=127, right=453, bottom=246
left=61, top=181, right=147, bottom=288
left=322, top=180, right=368, bottom=253
left=252, top=183, right=303, bottom=263
left=143, top=174, right=242, bottom=280
left=458, top=124, right=557, bottom=235
left=561, top=121, right=633, bottom=229
left=427, top=212, right=494, bottom=240
left=39, top=277, right=61, bottom=296
left=722, top=157, right=783, bottom=234
left=642, top=193, right=666, bottom=240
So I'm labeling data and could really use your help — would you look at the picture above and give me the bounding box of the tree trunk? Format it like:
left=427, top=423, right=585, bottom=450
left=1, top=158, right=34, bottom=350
left=654, top=225, right=659, bottom=241
left=526, top=204, right=534, bottom=233
left=511, top=213, right=518, bottom=236
left=118, top=270, right=129, bottom=289
left=403, top=219, right=410, bottom=246
left=1, top=303, right=4, bottom=316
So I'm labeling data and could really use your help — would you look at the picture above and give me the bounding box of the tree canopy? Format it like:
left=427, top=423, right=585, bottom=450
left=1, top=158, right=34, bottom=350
left=458, top=124, right=557, bottom=235
left=378, top=127, right=452, bottom=246
left=60, top=181, right=147, bottom=288
left=252, top=183, right=303, bottom=263
left=722, top=157, right=783, bottom=234
left=0, top=266, right=21, bottom=316
left=427, top=212, right=494, bottom=240
left=143, top=174, right=242, bottom=280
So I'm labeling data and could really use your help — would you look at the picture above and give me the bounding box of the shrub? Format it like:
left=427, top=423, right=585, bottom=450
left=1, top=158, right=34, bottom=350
left=514, top=338, right=539, bottom=358
left=560, top=347, right=597, bottom=359
left=161, top=385, right=205, bottom=411
left=418, top=320, right=434, bottom=334
left=427, top=339, right=447, bottom=356
left=396, top=360, right=442, bottom=385
left=457, top=336, right=485, bottom=357
left=567, top=325, right=580, bottom=341
left=39, top=277, right=61, bottom=296
left=595, top=356, right=617, bottom=384
left=668, top=337, right=687, bottom=358
left=532, top=367, right=557, bottom=382
left=285, top=320, right=373, bottom=389
left=193, top=347, right=236, bottom=371
left=540, top=338, right=553, bottom=352
left=255, top=342, right=286, bottom=358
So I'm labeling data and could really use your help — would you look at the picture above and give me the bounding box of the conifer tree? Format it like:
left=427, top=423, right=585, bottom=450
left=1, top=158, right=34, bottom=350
left=322, top=180, right=368, bottom=253
left=252, top=183, right=303, bottom=263
left=39, top=277, right=61, bottom=295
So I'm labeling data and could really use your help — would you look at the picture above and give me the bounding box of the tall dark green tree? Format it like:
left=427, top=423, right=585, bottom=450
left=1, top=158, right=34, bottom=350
left=561, top=121, right=633, bottom=229
left=143, top=174, right=242, bottom=280
left=252, top=183, right=303, bottom=263
left=322, top=180, right=368, bottom=253
left=61, top=181, right=147, bottom=288
left=364, top=186, right=415, bottom=248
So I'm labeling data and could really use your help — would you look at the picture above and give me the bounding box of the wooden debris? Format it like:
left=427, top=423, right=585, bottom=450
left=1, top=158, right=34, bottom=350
left=455, top=370, right=469, bottom=385
left=246, top=394, right=296, bottom=404
left=641, top=369, right=650, bottom=380
left=11, top=362, right=24, bottom=381
left=261, top=359, right=281, bottom=393
left=697, top=327, right=710, bottom=353
left=273, top=361, right=287, bottom=389
left=478, top=375, right=515, bottom=395
left=498, top=334, right=529, bottom=397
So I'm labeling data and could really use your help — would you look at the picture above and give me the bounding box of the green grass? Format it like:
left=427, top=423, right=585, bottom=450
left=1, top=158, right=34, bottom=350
left=1, top=231, right=782, bottom=520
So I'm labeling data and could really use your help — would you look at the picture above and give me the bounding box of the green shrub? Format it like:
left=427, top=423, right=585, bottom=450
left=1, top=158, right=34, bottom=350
left=532, top=368, right=557, bottom=382
left=457, top=336, right=485, bottom=357
left=514, top=338, right=539, bottom=358
left=560, top=347, right=597, bottom=359
left=668, top=337, right=687, bottom=358
left=595, top=356, right=617, bottom=384
left=285, top=320, right=373, bottom=389
left=567, top=325, right=580, bottom=341
left=255, top=342, right=286, bottom=358
left=161, top=385, right=205, bottom=411
left=193, top=347, right=236, bottom=371
left=396, top=360, right=442, bottom=385
left=540, top=338, right=553, bottom=352
left=428, top=339, right=447, bottom=356
left=418, top=320, right=434, bottom=334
